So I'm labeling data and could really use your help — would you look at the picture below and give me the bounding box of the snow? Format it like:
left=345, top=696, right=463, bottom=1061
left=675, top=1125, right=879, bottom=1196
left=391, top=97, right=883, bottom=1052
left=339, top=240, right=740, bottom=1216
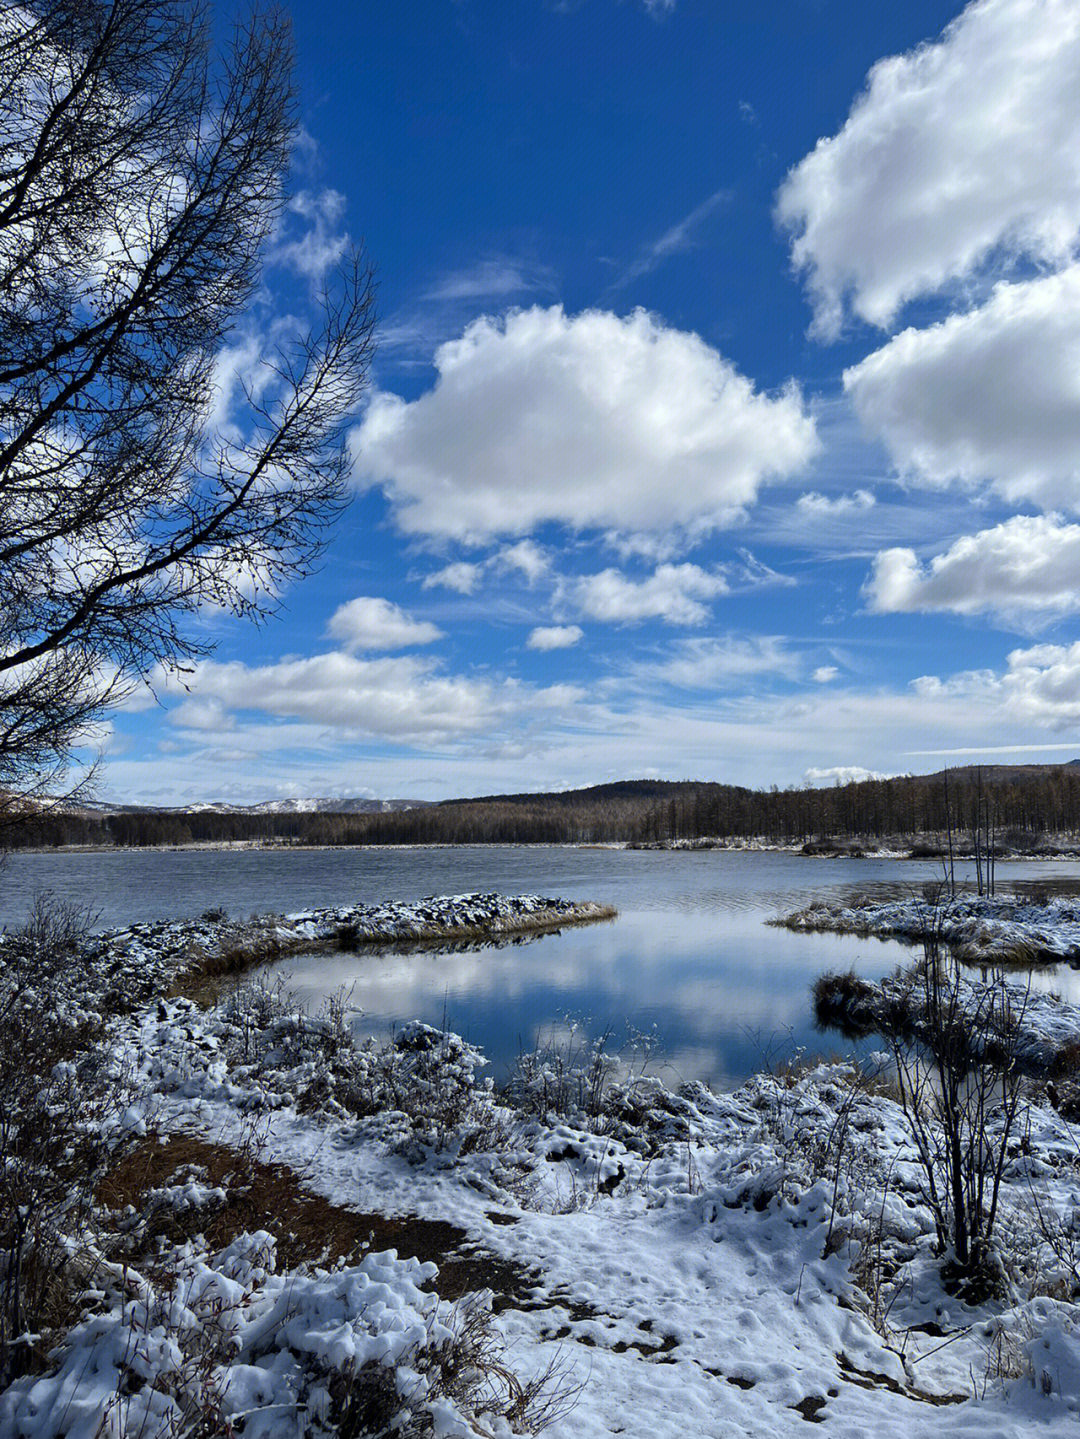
left=779, top=890, right=1080, bottom=964
left=104, top=990, right=1080, bottom=1436
left=814, top=961, right=1080, bottom=1076
left=0, top=891, right=614, bottom=1012
left=11, top=890, right=1080, bottom=1435
left=0, top=1236, right=487, bottom=1439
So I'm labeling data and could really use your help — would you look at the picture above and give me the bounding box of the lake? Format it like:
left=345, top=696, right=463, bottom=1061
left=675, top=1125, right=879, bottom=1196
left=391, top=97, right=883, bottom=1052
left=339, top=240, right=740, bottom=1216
left=5, top=845, right=1080, bottom=1087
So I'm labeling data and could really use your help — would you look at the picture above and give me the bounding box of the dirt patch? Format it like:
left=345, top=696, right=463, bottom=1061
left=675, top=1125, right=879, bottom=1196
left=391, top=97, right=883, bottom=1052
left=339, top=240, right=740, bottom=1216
left=98, top=1132, right=537, bottom=1306
left=791, top=1395, right=827, bottom=1422
left=99, top=1133, right=382, bottom=1270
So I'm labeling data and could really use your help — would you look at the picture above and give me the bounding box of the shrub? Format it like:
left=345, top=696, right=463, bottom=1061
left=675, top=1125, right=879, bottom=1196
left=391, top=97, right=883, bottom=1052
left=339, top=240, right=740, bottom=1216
left=0, top=896, right=133, bottom=1383
left=812, top=971, right=878, bottom=1038
left=882, top=930, right=1029, bottom=1299
left=0, top=1232, right=576, bottom=1437
left=219, top=984, right=498, bottom=1152
left=503, top=1026, right=618, bottom=1123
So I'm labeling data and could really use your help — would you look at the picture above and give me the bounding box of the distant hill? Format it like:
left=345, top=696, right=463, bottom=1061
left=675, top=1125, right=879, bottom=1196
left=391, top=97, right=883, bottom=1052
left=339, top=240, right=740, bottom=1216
left=916, top=761, right=1080, bottom=785
left=436, top=778, right=714, bottom=808
left=61, top=764, right=1080, bottom=815
left=14, top=761, right=1080, bottom=850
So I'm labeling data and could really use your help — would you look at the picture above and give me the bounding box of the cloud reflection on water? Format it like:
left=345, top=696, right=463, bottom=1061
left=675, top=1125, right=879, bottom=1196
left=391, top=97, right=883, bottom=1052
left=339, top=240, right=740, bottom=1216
left=256, top=901, right=913, bottom=1088
left=8, top=846, right=1080, bottom=1089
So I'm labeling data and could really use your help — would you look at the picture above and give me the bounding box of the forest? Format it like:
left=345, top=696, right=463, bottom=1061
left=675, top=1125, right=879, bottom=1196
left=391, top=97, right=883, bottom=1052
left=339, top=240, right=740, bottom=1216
left=9, top=763, right=1080, bottom=852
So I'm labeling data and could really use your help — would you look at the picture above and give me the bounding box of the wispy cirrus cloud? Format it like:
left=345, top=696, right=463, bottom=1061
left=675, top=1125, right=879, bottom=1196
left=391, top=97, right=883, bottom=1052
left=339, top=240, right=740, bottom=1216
left=271, top=188, right=351, bottom=286
left=155, top=650, right=584, bottom=748
left=379, top=253, right=558, bottom=364
left=548, top=0, right=676, bottom=18
left=612, top=189, right=729, bottom=289
left=422, top=256, right=557, bottom=303
left=644, top=635, right=799, bottom=689
left=109, top=630, right=1080, bottom=805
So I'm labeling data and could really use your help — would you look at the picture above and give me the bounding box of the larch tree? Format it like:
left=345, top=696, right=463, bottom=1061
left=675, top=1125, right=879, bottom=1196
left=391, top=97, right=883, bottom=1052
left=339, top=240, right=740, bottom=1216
left=0, top=0, right=376, bottom=811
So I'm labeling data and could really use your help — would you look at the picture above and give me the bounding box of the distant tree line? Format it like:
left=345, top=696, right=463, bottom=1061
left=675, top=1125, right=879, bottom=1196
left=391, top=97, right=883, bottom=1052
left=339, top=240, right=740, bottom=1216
left=10, top=767, right=1080, bottom=851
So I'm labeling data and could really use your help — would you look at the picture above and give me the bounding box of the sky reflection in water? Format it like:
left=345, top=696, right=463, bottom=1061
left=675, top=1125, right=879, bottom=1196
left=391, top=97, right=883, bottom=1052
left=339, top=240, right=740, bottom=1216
left=6, top=846, right=1080, bottom=1088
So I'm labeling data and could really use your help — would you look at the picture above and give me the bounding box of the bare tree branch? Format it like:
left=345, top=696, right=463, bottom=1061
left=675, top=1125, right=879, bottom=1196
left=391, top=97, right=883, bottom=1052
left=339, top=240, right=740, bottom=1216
left=0, top=0, right=376, bottom=800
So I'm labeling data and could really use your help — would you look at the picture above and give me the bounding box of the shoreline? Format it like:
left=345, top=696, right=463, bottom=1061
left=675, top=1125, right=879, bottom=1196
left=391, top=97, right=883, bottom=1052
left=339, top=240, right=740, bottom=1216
left=9, top=889, right=1080, bottom=1434
left=777, top=891, right=1080, bottom=966
left=11, top=834, right=1080, bottom=859
left=73, top=892, right=619, bottom=1005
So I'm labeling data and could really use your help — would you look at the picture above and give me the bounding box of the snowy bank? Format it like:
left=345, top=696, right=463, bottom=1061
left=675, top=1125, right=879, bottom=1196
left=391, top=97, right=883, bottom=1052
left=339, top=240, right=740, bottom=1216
left=0, top=892, right=616, bottom=1009
left=95, top=985, right=1080, bottom=1437
left=777, top=890, right=1080, bottom=965
left=12, top=892, right=1080, bottom=1435
left=814, top=962, right=1080, bottom=1078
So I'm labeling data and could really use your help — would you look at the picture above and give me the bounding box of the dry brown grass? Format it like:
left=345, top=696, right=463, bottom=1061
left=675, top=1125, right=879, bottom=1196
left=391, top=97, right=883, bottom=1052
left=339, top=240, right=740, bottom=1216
left=97, top=1132, right=536, bottom=1305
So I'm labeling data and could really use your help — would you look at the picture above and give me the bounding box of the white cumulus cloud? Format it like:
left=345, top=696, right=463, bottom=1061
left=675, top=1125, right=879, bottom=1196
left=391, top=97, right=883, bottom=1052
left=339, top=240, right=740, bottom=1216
left=908, top=641, right=1080, bottom=731
left=527, top=625, right=583, bottom=651
left=777, top=0, right=1080, bottom=335
left=805, top=765, right=889, bottom=786
left=497, top=540, right=548, bottom=584
left=573, top=564, right=729, bottom=626
left=327, top=596, right=443, bottom=651
left=351, top=306, right=816, bottom=544
left=168, top=652, right=583, bottom=746
left=866, top=514, right=1080, bottom=618
left=422, top=562, right=483, bottom=595
left=845, top=267, right=1080, bottom=508
left=797, top=489, right=875, bottom=517
left=1000, top=642, right=1080, bottom=728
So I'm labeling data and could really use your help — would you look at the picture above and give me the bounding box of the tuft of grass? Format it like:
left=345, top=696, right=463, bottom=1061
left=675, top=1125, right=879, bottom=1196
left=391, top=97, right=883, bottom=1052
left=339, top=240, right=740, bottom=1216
left=812, top=970, right=878, bottom=1038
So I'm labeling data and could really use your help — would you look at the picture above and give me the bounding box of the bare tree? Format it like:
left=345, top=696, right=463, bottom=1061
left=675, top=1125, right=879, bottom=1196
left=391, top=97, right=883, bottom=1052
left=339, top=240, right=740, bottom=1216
left=0, top=0, right=376, bottom=801
left=888, top=897, right=1028, bottom=1299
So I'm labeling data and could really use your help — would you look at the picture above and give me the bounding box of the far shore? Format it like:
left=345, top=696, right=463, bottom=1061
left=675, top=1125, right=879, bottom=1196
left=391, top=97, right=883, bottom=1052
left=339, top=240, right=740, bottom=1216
left=10, top=833, right=1080, bottom=860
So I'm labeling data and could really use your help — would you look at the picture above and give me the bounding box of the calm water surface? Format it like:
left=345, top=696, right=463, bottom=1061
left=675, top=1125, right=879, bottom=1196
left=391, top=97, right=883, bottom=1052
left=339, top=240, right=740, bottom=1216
left=5, top=846, right=1080, bottom=1087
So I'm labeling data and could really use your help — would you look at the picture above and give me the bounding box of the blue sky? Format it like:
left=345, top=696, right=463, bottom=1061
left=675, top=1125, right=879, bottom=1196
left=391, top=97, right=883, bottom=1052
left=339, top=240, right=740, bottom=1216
left=105, top=0, right=1080, bottom=803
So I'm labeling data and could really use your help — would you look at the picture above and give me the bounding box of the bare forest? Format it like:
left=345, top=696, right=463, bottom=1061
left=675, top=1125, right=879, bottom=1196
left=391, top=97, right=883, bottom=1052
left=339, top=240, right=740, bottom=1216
left=12, top=764, right=1080, bottom=852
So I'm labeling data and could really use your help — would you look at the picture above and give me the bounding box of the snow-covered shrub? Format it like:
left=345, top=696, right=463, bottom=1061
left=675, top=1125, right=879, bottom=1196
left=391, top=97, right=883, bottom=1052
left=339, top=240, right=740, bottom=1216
left=815, top=911, right=1033, bottom=1299
left=0, top=1233, right=541, bottom=1438
left=307, top=1021, right=498, bottom=1152
left=218, top=985, right=497, bottom=1152
left=503, top=1027, right=618, bottom=1123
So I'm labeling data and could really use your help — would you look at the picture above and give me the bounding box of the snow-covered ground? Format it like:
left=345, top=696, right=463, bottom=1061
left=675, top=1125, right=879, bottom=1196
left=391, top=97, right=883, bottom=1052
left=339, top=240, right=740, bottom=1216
left=8, top=893, right=1080, bottom=1436
left=9, top=892, right=615, bottom=1009
left=779, top=890, right=1080, bottom=965
left=51, top=1003, right=1080, bottom=1436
